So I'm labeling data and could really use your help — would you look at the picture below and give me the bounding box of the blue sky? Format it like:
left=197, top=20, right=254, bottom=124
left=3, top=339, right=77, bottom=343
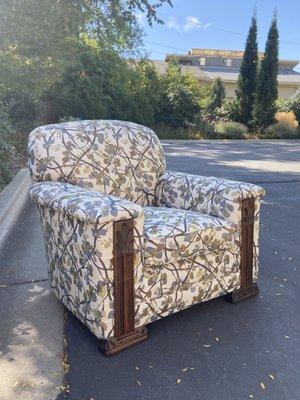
left=138, top=0, right=300, bottom=68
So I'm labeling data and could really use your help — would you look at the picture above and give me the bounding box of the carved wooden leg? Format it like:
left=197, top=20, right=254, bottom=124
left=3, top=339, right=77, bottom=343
left=225, top=198, right=259, bottom=303
left=99, top=219, right=148, bottom=355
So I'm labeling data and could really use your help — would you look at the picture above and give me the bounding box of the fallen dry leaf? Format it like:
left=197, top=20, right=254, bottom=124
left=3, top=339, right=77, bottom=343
left=136, top=380, right=141, bottom=386
left=181, top=367, right=189, bottom=372
left=260, top=382, right=266, bottom=390
left=135, top=366, right=139, bottom=370
left=176, top=379, right=181, bottom=384
left=215, top=337, right=219, bottom=342
left=203, top=344, right=211, bottom=348
left=284, top=335, right=290, bottom=339
left=269, top=374, right=275, bottom=380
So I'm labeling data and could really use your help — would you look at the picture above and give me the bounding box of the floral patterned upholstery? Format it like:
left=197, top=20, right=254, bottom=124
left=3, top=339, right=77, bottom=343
left=28, top=120, right=165, bottom=206
left=28, top=120, right=265, bottom=341
left=156, top=170, right=265, bottom=225
left=143, top=206, right=238, bottom=265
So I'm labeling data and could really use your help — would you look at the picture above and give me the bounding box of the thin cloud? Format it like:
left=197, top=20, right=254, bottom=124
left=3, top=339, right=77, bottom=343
left=183, top=16, right=212, bottom=32
left=166, top=15, right=212, bottom=33
left=166, top=16, right=180, bottom=32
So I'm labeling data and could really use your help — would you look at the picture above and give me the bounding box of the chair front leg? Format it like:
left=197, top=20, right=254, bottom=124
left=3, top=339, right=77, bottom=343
left=225, top=198, right=259, bottom=302
left=99, top=219, right=148, bottom=355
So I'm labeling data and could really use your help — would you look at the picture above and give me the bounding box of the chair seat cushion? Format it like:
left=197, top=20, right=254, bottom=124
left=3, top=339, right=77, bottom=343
left=144, top=207, right=239, bottom=266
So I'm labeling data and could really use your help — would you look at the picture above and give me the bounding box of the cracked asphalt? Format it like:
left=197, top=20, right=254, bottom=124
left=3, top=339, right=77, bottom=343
left=1, top=140, right=299, bottom=400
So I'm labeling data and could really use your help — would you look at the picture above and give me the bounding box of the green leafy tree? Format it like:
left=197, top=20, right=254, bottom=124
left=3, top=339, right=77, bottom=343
left=127, top=60, right=161, bottom=125
left=291, top=89, right=300, bottom=126
left=252, top=14, right=279, bottom=129
left=236, top=13, right=258, bottom=125
left=0, top=0, right=171, bottom=94
left=206, top=78, right=226, bottom=118
left=46, top=44, right=134, bottom=121
left=157, top=62, right=201, bottom=127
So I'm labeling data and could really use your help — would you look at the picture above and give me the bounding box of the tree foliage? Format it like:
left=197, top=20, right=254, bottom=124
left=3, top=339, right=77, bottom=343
left=252, top=14, right=279, bottom=129
left=206, top=78, right=226, bottom=119
left=236, top=14, right=258, bottom=125
left=157, top=62, right=202, bottom=127
left=289, top=89, right=300, bottom=126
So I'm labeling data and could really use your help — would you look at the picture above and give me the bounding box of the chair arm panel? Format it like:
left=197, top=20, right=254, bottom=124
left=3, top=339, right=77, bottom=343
left=29, top=181, right=144, bottom=224
left=156, top=170, right=265, bottom=225
left=29, top=181, right=145, bottom=340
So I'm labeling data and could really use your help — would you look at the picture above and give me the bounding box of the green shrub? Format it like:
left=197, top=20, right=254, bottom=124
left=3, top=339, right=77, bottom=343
left=0, top=111, right=15, bottom=190
left=289, top=89, right=300, bottom=126
left=216, top=98, right=240, bottom=122
left=153, top=120, right=215, bottom=140
left=158, top=83, right=201, bottom=128
left=215, top=121, right=248, bottom=139
left=205, top=78, right=226, bottom=118
left=276, top=97, right=292, bottom=112
left=153, top=123, right=190, bottom=140
left=263, top=122, right=298, bottom=139
left=194, top=119, right=216, bottom=139
left=0, top=88, right=40, bottom=133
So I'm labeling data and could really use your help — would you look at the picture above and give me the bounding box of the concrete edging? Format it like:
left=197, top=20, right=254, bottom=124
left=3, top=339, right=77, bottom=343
left=0, top=168, right=31, bottom=248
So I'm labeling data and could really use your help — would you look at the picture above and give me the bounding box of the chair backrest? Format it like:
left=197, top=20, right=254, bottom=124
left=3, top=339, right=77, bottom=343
left=28, top=120, right=166, bottom=206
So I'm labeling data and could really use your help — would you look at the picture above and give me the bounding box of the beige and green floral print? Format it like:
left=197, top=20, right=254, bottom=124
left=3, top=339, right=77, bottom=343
left=28, top=120, right=166, bottom=206
left=28, top=120, right=265, bottom=340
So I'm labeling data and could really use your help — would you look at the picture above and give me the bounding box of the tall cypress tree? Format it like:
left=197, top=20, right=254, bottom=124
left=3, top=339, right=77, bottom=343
left=236, top=13, right=258, bottom=125
left=252, top=13, right=279, bottom=129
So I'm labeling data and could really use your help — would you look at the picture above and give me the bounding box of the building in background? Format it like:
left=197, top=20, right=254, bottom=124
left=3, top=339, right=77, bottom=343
left=152, top=48, right=300, bottom=98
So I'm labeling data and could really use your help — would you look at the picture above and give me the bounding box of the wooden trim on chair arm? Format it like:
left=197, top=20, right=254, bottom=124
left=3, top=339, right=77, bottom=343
left=99, top=218, right=148, bottom=355
left=113, top=218, right=135, bottom=336
left=225, top=198, right=259, bottom=302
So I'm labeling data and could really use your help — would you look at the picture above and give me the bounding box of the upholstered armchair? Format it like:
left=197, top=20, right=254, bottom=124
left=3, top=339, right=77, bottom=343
left=28, top=120, right=265, bottom=355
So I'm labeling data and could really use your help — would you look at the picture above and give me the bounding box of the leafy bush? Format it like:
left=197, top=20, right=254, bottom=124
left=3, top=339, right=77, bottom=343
left=153, top=124, right=190, bottom=140
left=289, top=89, right=300, bottom=126
left=0, top=88, right=40, bottom=133
left=205, top=78, right=225, bottom=118
left=275, top=111, right=297, bottom=127
left=158, top=83, right=201, bottom=128
left=0, top=111, right=15, bottom=190
left=153, top=119, right=215, bottom=140
left=276, top=97, right=292, bottom=112
left=194, top=119, right=216, bottom=139
left=215, top=121, right=248, bottom=139
left=215, top=98, right=240, bottom=122
left=263, top=122, right=298, bottom=139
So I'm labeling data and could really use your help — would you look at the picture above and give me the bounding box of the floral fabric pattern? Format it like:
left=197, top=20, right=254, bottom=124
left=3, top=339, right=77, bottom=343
left=30, top=181, right=144, bottom=224
left=143, top=206, right=238, bottom=265
left=156, top=170, right=265, bottom=226
left=156, top=170, right=264, bottom=283
left=28, top=120, right=166, bottom=206
left=28, top=120, right=266, bottom=341
left=33, top=182, right=144, bottom=340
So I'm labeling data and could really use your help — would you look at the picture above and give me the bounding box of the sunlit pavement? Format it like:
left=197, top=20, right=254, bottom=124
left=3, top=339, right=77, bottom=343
left=1, top=140, right=299, bottom=400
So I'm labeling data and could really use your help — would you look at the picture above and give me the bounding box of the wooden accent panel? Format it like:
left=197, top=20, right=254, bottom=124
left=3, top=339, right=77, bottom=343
left=240, top=198, right=255, bottom=289
left=224, top=198, right=259, bottom=303
left=99, top=219, right=149, bottom=355
left=113, top=219, right=135, bottom=337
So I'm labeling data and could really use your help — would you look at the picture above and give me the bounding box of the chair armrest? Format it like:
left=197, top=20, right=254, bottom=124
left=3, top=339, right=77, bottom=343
left=29, top=181, right=144, bottom=224
left=156, top=170, right=266, bottom=225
